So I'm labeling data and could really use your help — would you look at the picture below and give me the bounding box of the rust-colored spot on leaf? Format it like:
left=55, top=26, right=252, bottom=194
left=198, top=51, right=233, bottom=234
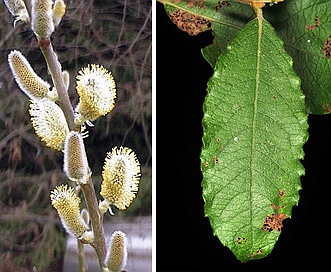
left=169, top=9, right=211, bottom=36
left=322, top=34, right=331, bottom=59
left=323, top=103, right=331, bottom=113
left=215, top=0, right=231, bottom=11
left=305, top=15, right=320, bottom=30
left=204, top=161, right=209, bottom=167
left=236, top=237, right=248, bottom=245
left=187, top=1, right=194, bottom=8
left=278, top=189, right=285, bottom=197
left=261, top=213, right=287, bottom=232
left=237, top=237, right=242, bottom=244
left=187, top=0, right=207, bottom=9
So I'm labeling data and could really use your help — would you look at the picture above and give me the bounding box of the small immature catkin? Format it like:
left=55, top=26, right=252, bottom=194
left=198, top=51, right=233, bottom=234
left=3, top=0, right=30, bottom=26
left=8, top=50, right=57, bottom=101
left=104, top=231, right=127, bottom=272
left=63, top=131, right=90, bottom=184
left=50, top=184, right=92, bottom=241
left=31, top=0, right=55, bottom=39
left=100, top=146, right=141, bottom=212
left=29, top=100, right=69, bottom=151
left=52, top=0, right=66, bottom=27
left=80, top=208, right=90, bottom=226
left=62, top=70, right=70, bottom=92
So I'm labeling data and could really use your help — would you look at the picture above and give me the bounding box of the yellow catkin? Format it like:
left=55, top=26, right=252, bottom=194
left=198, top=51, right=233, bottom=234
left=3, top=0, right=30, bottom=26
left=63, top=131, right=90, bottom=183
left=50, top=184, right=88, bottom=238
left=29, top=100, right=69, bottom=151
left=31, top=0, right=55, bottom=39
left=75, top=64, right=116, bottom=125
left=105, top=231, right=127, bottom=272
left=52, top=0, right=66, bottom=27
left=100, top=146, right=141, bottom=211
left=8, top=50, right=57, bottom=101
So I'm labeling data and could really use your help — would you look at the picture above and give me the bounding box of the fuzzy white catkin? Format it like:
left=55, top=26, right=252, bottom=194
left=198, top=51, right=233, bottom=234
left=52, top=0, right=66, bottom=27
left=31, top=0, right=55, bottom=39
left=50, top=184, right=92, bottom=243
left=3, top=0, right=30, bottom=26
left=8, top=50, right=57, bottom=101
left=105, top=231, right=127, bottom=272
left=63, top=131, right=90, bottom=184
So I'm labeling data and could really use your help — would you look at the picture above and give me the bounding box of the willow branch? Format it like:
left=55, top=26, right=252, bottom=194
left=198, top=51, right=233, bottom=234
left=39, top=41, right=76, bottom=131
left=77, top=239, right=87, bottom=272
left=81, top=178, right=106, bottom=269
left=39, top=40, right=106, bottom=269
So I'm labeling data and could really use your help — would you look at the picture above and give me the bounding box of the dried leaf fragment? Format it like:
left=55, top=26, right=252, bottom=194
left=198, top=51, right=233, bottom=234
left=169, top=9, right=211, bottom=36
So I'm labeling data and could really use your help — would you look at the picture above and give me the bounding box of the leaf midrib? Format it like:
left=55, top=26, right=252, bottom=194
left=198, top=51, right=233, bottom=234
left=250, top=15, right=263, bottom=250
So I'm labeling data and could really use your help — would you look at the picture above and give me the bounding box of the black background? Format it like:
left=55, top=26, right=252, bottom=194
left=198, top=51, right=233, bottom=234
left=156, top=2, right=331, bottom=271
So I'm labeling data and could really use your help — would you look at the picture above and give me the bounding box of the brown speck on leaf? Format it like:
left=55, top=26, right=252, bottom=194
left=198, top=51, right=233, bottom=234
left=322, top=34, right=331, bottom=59
left=257, top=248, right=263, bottom=254
left=197, top=0, right=207, bottom=9
left=204, top=161, right=209, bottom=167
left=236, top=237, right=248, bottom=245
left=237, top=237, right=242, bottom=244
left=186, top=0, right=206, bottom=9
left=305, top=15, right=320, bottom=30
left=278, top=189, right=285, bottom=197
left=187, top=1, right=194, bottom=7
left=215, top=0, right=231, bottom=11
left=323, top=103, right=331, bottom=113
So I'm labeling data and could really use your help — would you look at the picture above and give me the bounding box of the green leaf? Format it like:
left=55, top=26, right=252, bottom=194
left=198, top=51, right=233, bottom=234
left=161, top=0, right=331, bottom=114
left=200, top=17, right=308, bottom=262
left=263, top=0, right=331, bottom=114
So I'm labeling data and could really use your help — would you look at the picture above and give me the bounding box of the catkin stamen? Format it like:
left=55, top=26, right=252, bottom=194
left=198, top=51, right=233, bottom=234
left=100, top=146, right=141, bottom=211
left=50, top=184, right=91, bottom=241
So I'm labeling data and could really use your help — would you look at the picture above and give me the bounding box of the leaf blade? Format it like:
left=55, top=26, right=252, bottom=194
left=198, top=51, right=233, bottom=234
left=201, top=18, right=308, bottom=262
left=263, top=0, right=331, bottom=114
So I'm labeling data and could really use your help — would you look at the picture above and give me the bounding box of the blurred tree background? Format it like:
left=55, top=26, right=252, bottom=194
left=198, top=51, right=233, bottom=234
left=0, top=0, right=152, bottom=271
